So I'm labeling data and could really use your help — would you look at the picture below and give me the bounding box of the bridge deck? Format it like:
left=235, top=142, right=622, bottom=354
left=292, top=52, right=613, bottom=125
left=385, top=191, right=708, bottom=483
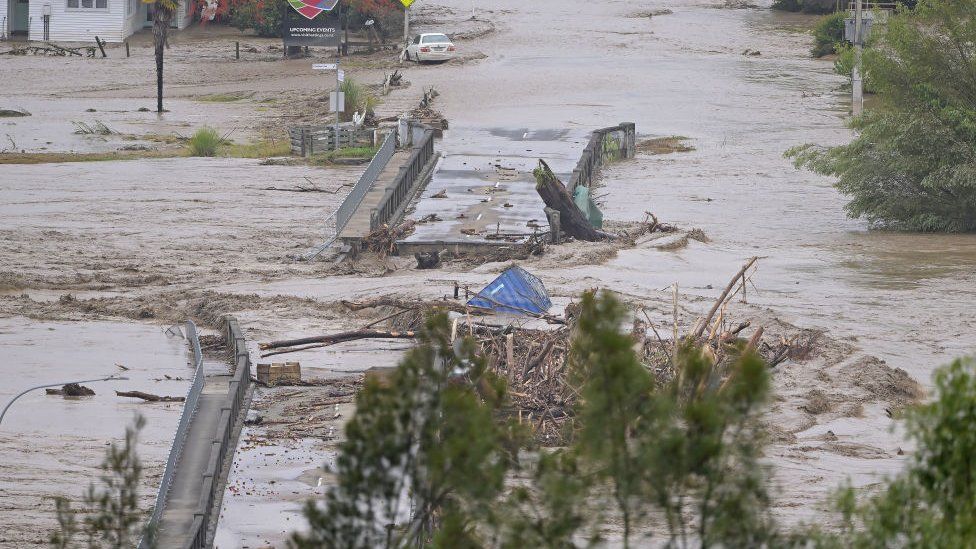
left=337, top=151, right=410, bottom=241
left=154, top=376, right=230, bottom=548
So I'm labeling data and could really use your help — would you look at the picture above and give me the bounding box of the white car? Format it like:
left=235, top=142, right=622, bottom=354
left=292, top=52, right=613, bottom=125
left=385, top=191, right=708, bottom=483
left=405, top=33, right=456, bottom=63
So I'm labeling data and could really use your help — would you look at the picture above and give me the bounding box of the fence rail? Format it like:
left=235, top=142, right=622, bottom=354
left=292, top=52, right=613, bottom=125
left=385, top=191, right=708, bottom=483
left=845, top=1, right=896, bottom=10
left=288, top=125, right=376, bottom=157
left=568, top=122, right=636, bottom=193
left=181, top=316, right=252, bottom=549
left=306, top=130, right=397, bottom=259
left=141, top=321, right=206, bottom=547
left=370, top=127, right=436, bottom=231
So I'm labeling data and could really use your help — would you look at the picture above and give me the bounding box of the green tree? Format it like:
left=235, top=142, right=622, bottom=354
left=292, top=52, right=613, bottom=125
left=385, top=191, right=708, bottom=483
left=790, top=0, right=976, bottom=231
left=569, top=291, right=775, bottom=548
left=50, top=414, right=150, bottom=548
left=569, top=291, right=654, bottom=546
left=290, top=314, right=520, bottom=548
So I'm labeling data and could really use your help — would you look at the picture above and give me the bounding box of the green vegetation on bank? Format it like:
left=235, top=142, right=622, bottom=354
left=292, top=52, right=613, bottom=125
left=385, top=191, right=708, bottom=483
left=812, top=12, right=847, bottom=57
left=772, top=0, right=838, bottom=15
left=791, top=0, right=976, bottom=232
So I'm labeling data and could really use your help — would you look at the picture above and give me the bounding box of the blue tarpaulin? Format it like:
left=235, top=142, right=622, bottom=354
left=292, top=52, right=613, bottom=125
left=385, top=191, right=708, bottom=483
left=467, top=266, right=552, bottom=315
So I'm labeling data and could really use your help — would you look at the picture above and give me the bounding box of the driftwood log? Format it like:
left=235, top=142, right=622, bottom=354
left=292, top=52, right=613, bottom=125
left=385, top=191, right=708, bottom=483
left=116, top=391, right=185, bottom=402
left=534, top=159, right=613, bottom=242
left=260, top=329, right=417, bottom=351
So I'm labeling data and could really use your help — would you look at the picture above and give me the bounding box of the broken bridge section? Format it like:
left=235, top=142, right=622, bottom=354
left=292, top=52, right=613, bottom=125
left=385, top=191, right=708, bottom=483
left=396, top=127, right=592, bottom=254
left=142, top=319, right=253, bottom=549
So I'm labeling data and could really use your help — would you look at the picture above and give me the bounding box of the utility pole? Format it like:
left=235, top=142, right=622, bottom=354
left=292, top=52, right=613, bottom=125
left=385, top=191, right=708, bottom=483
left=852, top=0, right=864, bottom=116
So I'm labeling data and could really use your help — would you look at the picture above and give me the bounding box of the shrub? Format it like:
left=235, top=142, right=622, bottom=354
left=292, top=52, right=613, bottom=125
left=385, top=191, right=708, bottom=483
left=338, top=78, right=378, bottom=122
left=812, top=12, right=847, bottom=57
left=772, top=0, right=836, bottom=14
left=229, top=0, right=285, bottom=38
left=187, top=127, right=224, bottom=157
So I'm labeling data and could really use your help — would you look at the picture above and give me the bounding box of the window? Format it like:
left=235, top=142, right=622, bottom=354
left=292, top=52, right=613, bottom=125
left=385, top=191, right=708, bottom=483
left=412, top=36, right=421, bottom=45
left=68, top=0, right=107, bottom=9
left=422, top=34, right=450, bottom=44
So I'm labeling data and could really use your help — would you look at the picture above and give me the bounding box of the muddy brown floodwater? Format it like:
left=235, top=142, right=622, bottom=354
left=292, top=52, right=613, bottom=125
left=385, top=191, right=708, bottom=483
left=410, top=0, right=976, bottom=527
left=2, top=0, right=975, bottom=545
left=0, top=319, right=189, bottom=547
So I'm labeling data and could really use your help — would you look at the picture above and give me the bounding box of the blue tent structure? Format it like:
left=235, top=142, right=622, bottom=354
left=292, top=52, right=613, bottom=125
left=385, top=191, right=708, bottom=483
left=467, top=266, right=552, bottom=315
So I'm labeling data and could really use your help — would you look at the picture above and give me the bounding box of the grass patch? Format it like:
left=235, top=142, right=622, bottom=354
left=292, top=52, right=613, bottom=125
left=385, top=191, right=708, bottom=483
left=197, top=91, right=254, bottom=103
left=637, top=136, right=695, bottom=155
left=187, top=127, right=225, bottom=157
left=0, top=150, right=185, bottom=164
left=222, top=138, right=292, bottom=159
left=309, top=146, right=379, bottom=165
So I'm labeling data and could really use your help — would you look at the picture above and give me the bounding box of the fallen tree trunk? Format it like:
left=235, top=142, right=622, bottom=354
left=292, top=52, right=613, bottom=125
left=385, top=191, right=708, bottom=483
left=116, top=391, right=185, bottom=402
left=534, top=159, right=613, bottom=242
left=340, top=298, right=489, bottom=315
left=260, top=329, right=417, bottom=351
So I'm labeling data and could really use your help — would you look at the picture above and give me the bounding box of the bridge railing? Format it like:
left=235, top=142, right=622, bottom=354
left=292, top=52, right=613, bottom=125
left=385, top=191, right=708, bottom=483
left=370, top=126, right=436, bottom=232
left=568, top=122, right=636, bottom=194
left=306, top=129, right=398, bottom=259
left=141, top=321, right=206, bottom=547
left=182, top=316, right=253, bottom=549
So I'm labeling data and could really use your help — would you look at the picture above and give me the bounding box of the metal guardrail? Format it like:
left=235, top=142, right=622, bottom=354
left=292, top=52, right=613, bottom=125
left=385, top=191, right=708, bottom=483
left=370, top=127, right=436, bottom=231
left=568, top=122, right=636, bottom=194
left=182, top=316, right=252, bottom=549
left=306, top=129, right=397, bottom=259
left=142, top=321, right=206, bottom=547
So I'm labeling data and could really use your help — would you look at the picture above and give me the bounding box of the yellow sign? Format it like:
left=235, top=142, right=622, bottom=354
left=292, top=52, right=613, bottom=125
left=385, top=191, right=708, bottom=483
left=399, top=0, right=415, bottom=7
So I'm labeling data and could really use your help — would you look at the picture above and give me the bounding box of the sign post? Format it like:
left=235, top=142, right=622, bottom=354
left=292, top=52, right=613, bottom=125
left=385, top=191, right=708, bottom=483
left=399, top=0, right=415, bottom=42
left=314, top=62, right=344, bottom=151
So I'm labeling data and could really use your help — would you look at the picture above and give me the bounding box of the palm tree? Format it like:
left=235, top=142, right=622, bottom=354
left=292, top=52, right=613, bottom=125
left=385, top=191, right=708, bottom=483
left=145, top=0, right=178, bottom=113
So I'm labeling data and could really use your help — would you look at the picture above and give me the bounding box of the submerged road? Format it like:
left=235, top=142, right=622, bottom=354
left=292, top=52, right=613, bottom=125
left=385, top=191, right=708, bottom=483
left=403, top=127, right=588, bottom=246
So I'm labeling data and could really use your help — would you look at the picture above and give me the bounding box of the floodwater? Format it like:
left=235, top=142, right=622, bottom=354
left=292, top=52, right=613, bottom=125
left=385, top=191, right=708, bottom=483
left=0, top=318, right=190, bottom=547
left=407, top=0, right=976, bottom=529
left=416, top=0, right=975, bottom=385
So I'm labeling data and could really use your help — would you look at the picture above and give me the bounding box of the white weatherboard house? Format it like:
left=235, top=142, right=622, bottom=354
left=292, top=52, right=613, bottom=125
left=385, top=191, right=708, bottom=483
left=2, top=0, right=193, bottom=42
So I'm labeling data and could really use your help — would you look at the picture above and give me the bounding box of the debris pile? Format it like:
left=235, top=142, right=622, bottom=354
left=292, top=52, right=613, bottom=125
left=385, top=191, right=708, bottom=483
left=256, top=260, right=820, bottom=445
left=45, top=383, right=95, bottom=397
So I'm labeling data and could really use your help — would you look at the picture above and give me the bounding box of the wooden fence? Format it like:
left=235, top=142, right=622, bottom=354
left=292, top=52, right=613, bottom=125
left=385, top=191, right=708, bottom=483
left=288, top=125, right=377, bottom=157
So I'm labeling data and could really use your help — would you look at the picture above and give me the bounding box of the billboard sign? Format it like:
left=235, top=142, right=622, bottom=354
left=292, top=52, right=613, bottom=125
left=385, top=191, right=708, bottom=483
left=283, top=8, right=339, bottom=48
left=287, top=0, right=338, bottom=20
